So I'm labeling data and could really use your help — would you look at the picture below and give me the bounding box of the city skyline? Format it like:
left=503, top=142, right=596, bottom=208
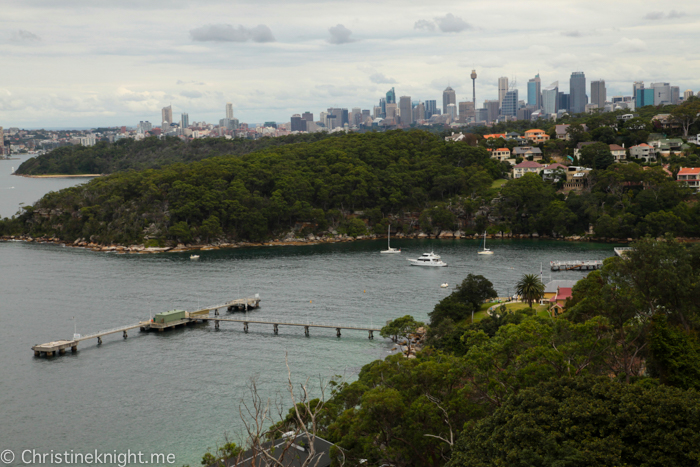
left=1, top=0, right=699, bottom=127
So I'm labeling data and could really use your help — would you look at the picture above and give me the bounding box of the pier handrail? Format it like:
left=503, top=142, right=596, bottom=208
left=77, top=322, right=143, bottom=342
left=197, top=315, right=381, bottom=331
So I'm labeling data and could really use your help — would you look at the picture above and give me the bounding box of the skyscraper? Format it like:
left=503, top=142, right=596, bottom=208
left=226, top=103, right=233, bottom=120
left=528, top=74, right=542, bottom=109
left=352, top=107, right=362, bottom=126
left=633, top=82, right=644, bottom=99
left=684, top=89, right=695, bottom=101
left=446, top=103, right=457, bottom=122
left=161, top=105, right=173, bottom=127
left=399, top=96, right=413, bottom=125
left=651, top=83, right=671, bottom=105
left=459, top=101, right=475, bottom=123
left=671, top=86, right=680, bottom=105
left=414, top=102, right=425, bottom=122
left=291, top=114, right=305, bottom=132
left=636, top=88, right=654, bottom=108
left=302, top=111, right=313, bottom=122
left=385, top=103, right=398, bottom=121
left=569, top=72, right=587, bottom=114
left=501, top=90, right=519, bottom=117
left=443, top=86, right=456, bottom=114
left=591, top=80, right=606, bottom=109
left=498, top=77, right=509, bottom=108
left=471, top=70, right=477, bottom=108
left=425, top=100, right=437, bottom=118
left=386, top=87, right=396, bottom=104
left=379, top=97, right=386, bottom=118
left=180, top=113, right=189, bottom=129
left=542, top=82, right=559, bottom=115
left=484, top=100, right=500, bottom=123
left=558, top=92, right=569, bottom=113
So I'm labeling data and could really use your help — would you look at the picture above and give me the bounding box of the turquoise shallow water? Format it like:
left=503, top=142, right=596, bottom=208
left=0, top=238, right=617, bottom=466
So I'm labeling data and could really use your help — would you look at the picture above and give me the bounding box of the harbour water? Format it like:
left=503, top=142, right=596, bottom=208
left=1, top=238, right=616, bottom=466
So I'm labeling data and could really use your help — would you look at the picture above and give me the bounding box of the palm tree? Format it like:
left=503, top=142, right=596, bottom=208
left=515, top=273, right=545, bottom=309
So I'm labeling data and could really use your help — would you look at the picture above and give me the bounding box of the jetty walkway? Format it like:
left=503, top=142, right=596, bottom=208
left=550, top=260, right=603, bottom=271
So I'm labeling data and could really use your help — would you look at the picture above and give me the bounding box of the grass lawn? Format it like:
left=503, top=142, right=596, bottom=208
left=472, top=301, right=549, bottom=322
left=491, top=179, right=508, bottom=189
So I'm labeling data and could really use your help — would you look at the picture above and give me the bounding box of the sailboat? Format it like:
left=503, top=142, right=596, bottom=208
left=381, top=225, right=401, bottom=254
left=478, top=231, right=494, bottom=255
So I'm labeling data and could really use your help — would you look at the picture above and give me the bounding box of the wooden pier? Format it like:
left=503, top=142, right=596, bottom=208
left=614, top=247, right=633, bottom=257
left=31, top=295, right=382, bottom=358
left=550, top=260, right=603, bottom=271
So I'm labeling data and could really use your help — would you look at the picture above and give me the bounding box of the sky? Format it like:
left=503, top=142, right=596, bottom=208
left=1, top=0, right=699, bottom=128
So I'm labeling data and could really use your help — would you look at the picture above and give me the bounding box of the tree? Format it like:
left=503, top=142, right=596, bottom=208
left=670, top=97, right=700, bottom=138
left=168, top=221, right=192, bottom=243
left=579, top=141, right=614, bottom=169
left=345, top=218, right=367, bottom=238
left=515, top=273, right=544, bottom=308
left=380, top=315, right=424, bottom=356
left=452, top=274, right=498, bottom=322
left=448, top=376, right=700, bottom=467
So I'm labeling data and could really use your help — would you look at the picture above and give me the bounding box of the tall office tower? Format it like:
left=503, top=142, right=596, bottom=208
left=302, top=111, right=313, bottom=122
left=484, top=100, right=500, bottom=123
left=633, top=82, right=644, bottom=99
left=291, top=114, right=305, bottom=132
left=443, top=86, right=456, bottom=114
left=558, top=92, right=570, bottom=112
left=340, top=108, right=349, bottom=126
left=651, top=82, right=671, bottom=105
left=498, top=77, right=509, bottom=108
left=226, top=103, right=233, bottom=120
left=386, top=87, right=396, bottom=105
left=161, top=105, right=173, bottom=127
left=475, top=108, right=488, bottom=123
left=671, top=86, right=680, bottom=104
left=379, top=97, right=386, bottom=117
left=636, top=88, right=654, bottom=108
left=685, top=89, right=695, bottom=101
left=459, top=101, right=475, bottom=123
left=352, top=107, right=362, bottom=126
left=471, top=70, right=477, bottom=107
left=425, top=100, right=437, bottom=118
left=542, top=82, right=559, bottom=115
left=181, top=113, right=189, bottom=129
left=0, top=126, right=4, bottom=155
left=591, top=80, right=606, bottom=109
left=414, top=102, right=426, bottom=122
left=569, top=72, right=587, bottom=114
left=446, top=103, right=457, bottom=121
left=528, top=74, right=542, bottom=109
left=501, top=90, right=519, bottom=117
left=361, top=109, right=370, bottom=121
left=373, top=106, right=382, bottom=119
left=399, top=96, right=413, bottom=125
left=385, top=103, right=398, bottom=120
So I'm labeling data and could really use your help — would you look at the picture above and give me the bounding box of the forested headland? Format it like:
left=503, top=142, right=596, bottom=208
left=2, top=129, right=700, bottom=246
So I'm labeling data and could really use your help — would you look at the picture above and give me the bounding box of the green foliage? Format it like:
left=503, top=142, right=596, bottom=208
left=449, top=376, right=700, bottom=467
left=429, top=274, right=497, bottom=326
left=380, top=315, right=423, bottom=343
left=648, top=314, right=700, bottom=390
left=579, top=141, right=614, bottom=169
left=515, top=273, right=544, bottom=308
left=344, top=218, right=367, bottom=237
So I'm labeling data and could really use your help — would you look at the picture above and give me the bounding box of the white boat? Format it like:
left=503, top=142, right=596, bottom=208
left=380, top=225, right=401, bottom=254
left=407, top=252, right=447, bottom=267
left=440, top=283, right=449, bottom=288
left=190, top=255, right=200, bottom=260
left=478, top=231, right=494, bottom=255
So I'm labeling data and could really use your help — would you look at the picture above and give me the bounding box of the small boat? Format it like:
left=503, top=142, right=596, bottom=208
left=478, top=231, right=494, bottom=255
left=190, top=255, right=200, bottom=260
left=380, top=225, right=401, bottom=254
left=407, top=252, right=447, bottom=267
left=440, top=283, right=449, bottom=288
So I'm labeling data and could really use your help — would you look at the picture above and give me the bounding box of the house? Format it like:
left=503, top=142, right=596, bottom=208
left=677, top=167, right=700, bottom=189
left=513, top=146, right=543, bottom=160
left=609, top=144, right=626, bottom=162
left=483, top=133, right=507, bottom=140
left=512, top=161, right=543, bottom=178
left=542, top=163, right=568, bottom=180
left=524, top=129, right=550, bottom=143
left=629, top=143, right=656, bottom=162
left=573, top=141, right=598, bottom=158
left=221, top=433, right=335, bottom=467
left=542, top=280, right=578, bottom=303
left=549, top=286, right=573, bottom=315
left=492, top=148, right=511, bottom=162
left=555, top=124, right=588, bottom=140
left=688, top=134, right=700, bottom=145
left=445, top=132, right=466, bottom=142
left=651, top=114, right=679, bottom=130
left=650, top=138, right=684, bottom=156
left=563, top=166, right=592, bottom=193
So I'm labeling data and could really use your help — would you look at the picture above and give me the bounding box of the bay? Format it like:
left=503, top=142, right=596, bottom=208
left=1, top=238, right=616, bottom=466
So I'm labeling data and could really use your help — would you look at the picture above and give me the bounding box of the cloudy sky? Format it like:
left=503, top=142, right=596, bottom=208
left=1, top=0, right=699, bottom=128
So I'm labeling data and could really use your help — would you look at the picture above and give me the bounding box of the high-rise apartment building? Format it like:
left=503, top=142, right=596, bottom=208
left=425, top=100, right=437, bottom=118
left=591, top=80, right=606, bottom=109
left=399, top=96, right=413, bottom=125
left=569, top=72, right=587, bottom=114
left=528, top=74, right=542, bottom=109
left=671, top=86, right=680, bottom=105
left=180, top=113, right=189, bottom=129
left=373, top=106, right=382, bottom=119
left=385, top=103, right=398, bottom=121
left=458, top=101, right=475, bottom=123
left=226, top=103, right=233, bottom=120
left=542, top=82, right=559, bottom=115
left=291, top=114, right=305, bottom=132
left=137, top=121, right=152, bottom=133
left=558, top=92, right=570, bottom=113
left=651, top=82, right=671, bottom=105
left=161, top=105, right=173, bottom=127
left=361, top=109, right=370, bottom=122
left=443, top=86, right=456, bottom=114
left=685, top=90, right=695, bottom=101
left=498, top=77, right=509, bottom=108
left=484, top=100, right=500, bottom=123
left=302, top=111, right=313, bottom=122
left=501, top=90, right=519, bottom=117
left=386, top=87, right=396, bottom=105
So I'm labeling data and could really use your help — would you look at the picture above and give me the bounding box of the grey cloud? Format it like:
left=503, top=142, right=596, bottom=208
left=180, top=90, right=203, bottom=98
left=10, top=29, right=41, bottom=42
left=176, top=80, right=206, bottom=86
left=667, top=10, right=685, bottom=18
left=414, top=19, right=436, bottom=32
left=327, top=24, right=355, bottom=44
left=369, top=73, right=396, bottom=84
left=561, top=30, right=583, bottom=37
left=434, top=13, right=471, bottom=33
left=189, top=23, right=275, bottom=43
left=644, top=11, right=665, bottom=20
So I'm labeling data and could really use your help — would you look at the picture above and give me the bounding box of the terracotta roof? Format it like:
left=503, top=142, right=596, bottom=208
left=609, top=144, right=625, bottom=151
left=525, top=129, right=545, bottom=134
left=678, top=167, right=700, bottom=175
left=555, top=287, right=573, bottom=301
left=514, top=161, right=543, bottom=168
left=545, top=163, right=567, bottom=170
left=496, top=148, right=510, bottom=152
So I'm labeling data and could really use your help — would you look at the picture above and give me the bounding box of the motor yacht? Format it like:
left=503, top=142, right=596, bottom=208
left=407, top=252, right=447, bottom=267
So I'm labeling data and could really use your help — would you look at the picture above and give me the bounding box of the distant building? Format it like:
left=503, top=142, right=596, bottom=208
left=636, top=88, right=655, bottom=108
left=475, top=108, right=488, bottom=123
left=498, top=77, right=509, bottom=109
left=414, top=102, right=425, bottom=122
left=290, top=114, right=305, bottom=132
left=524, top=129, right=550, bottom=144
left=651, top=82, right=671, bottom=105
left=528, top=74, right=542, bottom=109
left=425, top=100, right=438, bottom=118
left=180, top=113, right=189, bottom=129
left=671, top=86, right=680, bottom=105
left=397, top=96, right=412, bottom=125
left=542, top=82, right=559, bottom=115
left=302, top=111, right=313, bottom=122
left=386, top=87, right=396, bottom=105
left=385, top=103, right=398, bottom=121
left=512, top=161, right=544, bottom=178
left=491, top=148, right=512, bottom=162
left=446, top=103, right=457, bottom=122
left=0, top=126, right=4, bottom=155
left=609, top=144, right=626, bottom=162
left=677, top=167, right=700, bottom=189
left=517, top=106, right=536, bottom=121
left=458, top=101, right=475, bottom=123
left=591, top=80, right=606, bottom=109
left=569, top=71, right=587, bottom=114
left=684, top=89, right=695, bottom=101
left=501, top=90, right=519, bottom=117
left=558, top=92, right=570, bottom=113
left=379, top=97, right=386, bottom=118
left=443, top=86, right=456, bottom=114
left=629, top=143, right=656, bottom=162
left=226, top=103, right=234, bottom=120
left=484, top=100, right=500, bottom=123
left=161, top=105, right=173, bottom=127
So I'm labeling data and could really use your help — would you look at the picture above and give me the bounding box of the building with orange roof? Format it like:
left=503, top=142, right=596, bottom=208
left=483, top=133, right=506, bottom=139
left=492, top=148, right=511, bottom=162
left=524, top=129, right=550, bottom=143
left=677, top=167, right=700, bottom=189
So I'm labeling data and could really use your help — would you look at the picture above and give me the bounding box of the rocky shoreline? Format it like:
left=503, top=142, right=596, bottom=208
left=1, top=230, right=681, bottom=255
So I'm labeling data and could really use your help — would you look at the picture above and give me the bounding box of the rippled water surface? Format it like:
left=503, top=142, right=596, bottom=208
left=1, top=237, right=617, bottom=466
